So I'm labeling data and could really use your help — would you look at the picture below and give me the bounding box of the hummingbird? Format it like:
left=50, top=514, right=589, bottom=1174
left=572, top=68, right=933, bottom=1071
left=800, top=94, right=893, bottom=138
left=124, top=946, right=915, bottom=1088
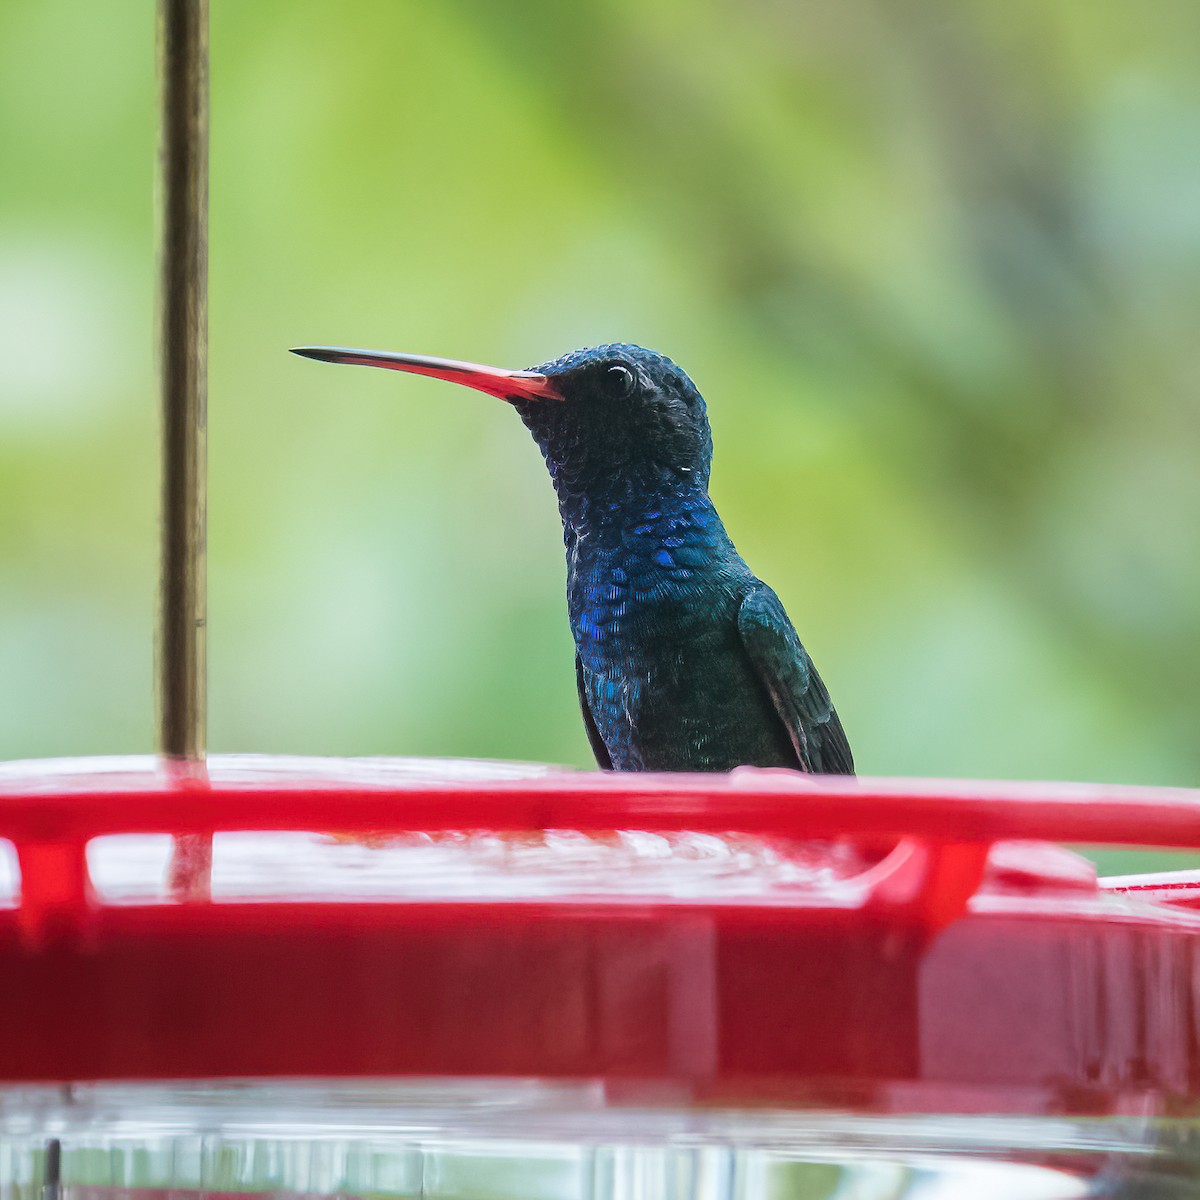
left=292, top=343, right=853, bottom=775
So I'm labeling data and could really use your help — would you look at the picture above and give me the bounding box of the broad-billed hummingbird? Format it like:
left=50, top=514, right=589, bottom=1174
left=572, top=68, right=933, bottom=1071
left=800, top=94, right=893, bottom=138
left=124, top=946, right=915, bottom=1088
left=292, top=343, right=853, bottom=774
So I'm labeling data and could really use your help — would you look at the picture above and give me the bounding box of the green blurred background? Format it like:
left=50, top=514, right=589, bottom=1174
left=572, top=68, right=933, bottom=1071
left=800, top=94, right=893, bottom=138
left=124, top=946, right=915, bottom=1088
left=0, top=3, right=1197, bottom=866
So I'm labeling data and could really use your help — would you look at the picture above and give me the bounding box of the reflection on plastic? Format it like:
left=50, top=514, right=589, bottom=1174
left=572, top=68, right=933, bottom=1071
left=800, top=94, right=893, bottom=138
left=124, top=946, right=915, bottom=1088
left=87, top=830, right=876, bottom=904
left=0, top=1081, right=1162, bottom=1200
left=0, top=841, right=17, bottom=908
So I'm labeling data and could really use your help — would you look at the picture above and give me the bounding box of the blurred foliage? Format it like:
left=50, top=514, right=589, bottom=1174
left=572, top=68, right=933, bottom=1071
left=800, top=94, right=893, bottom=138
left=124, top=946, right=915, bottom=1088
left=0, top=2, right=1197, bottom=874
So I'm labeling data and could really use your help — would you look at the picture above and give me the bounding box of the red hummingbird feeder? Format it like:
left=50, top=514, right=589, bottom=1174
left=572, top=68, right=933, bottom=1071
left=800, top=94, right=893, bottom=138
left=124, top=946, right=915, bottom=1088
left=3, top=4, right=1200, bottom=1199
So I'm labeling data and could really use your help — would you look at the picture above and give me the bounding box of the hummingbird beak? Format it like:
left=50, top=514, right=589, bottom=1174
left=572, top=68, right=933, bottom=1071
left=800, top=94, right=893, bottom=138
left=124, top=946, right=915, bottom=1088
left=290, top=346, right=563, bottom=403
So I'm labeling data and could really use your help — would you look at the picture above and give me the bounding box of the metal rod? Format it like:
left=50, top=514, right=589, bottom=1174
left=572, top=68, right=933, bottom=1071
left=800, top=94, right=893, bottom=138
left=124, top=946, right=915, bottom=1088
left=157, top=0, right=208, bottom=766
left=42, top=1139, right=61, bottom=1200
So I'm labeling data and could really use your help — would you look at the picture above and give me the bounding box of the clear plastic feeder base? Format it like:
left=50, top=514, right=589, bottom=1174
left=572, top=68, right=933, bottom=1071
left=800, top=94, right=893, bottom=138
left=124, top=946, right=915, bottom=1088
left=3, top=1081, right=1199, bottom=1200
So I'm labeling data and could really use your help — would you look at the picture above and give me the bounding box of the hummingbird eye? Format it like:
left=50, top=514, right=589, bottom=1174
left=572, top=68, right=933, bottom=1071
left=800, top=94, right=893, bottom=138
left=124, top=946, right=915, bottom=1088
left=606, top=364, right=636, bottom=397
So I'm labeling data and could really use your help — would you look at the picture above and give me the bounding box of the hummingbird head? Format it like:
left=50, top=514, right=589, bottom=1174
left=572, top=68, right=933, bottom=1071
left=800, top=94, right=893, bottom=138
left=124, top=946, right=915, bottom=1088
left=519, top=344, right=712, bottom=502
left=291, top=342, right=714, bottom=506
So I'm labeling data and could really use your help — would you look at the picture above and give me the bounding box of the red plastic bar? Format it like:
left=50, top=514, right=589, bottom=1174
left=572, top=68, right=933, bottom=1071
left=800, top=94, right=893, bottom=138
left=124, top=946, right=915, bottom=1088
left=1, top=772, right=1198, bottom=847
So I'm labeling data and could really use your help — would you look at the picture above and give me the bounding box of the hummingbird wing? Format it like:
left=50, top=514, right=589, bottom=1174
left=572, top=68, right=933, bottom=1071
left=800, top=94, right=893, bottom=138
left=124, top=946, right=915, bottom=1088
left=737, top=582, right=854, bottom=775
left=575, top=653, right=614, bottom=770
